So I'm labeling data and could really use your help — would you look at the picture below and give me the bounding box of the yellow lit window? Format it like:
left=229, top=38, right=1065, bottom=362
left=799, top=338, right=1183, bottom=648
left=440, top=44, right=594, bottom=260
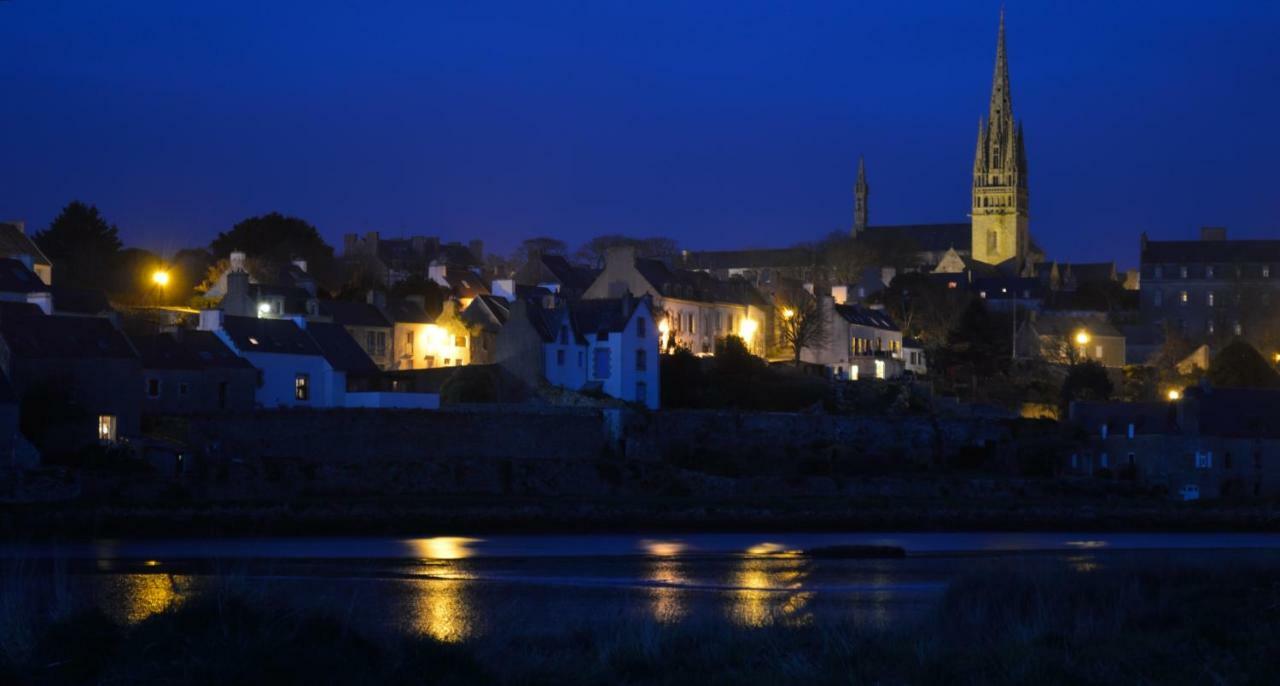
left=98, top=415, right=117, bottom=443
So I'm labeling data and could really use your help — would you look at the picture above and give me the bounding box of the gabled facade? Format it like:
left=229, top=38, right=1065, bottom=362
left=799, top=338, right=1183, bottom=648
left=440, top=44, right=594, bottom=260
left=131, top=330, right=257, bottom=415
left=200, top=311, right=345, bottom=408
left=0, top=221, right=52, bottom=286
left=802, top=298, right=905, bottom=380
left=496, top=295, right=660, bottom=408
left=584, top=246, right=769, bottom=356
left=461, top=294, right=510, bottom=365
left=318, top=298, right=393, bottom=370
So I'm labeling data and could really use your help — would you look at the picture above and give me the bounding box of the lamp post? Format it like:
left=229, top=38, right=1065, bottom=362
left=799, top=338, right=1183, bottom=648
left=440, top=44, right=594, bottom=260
left=1074, top=329, right=1091, bottom=363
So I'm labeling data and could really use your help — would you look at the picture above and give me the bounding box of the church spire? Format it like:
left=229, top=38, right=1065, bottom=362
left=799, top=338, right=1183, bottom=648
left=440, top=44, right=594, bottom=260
left=852, top=156, right=869, bottom=236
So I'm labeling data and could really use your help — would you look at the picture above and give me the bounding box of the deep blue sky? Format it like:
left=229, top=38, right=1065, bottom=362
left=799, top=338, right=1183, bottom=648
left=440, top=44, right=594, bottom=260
left=2, top=1, right=1279, bottom=268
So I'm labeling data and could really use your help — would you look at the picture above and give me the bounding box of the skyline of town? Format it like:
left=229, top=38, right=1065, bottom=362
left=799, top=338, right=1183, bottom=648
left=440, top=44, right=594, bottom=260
left=3, top=2, right=1278, bottom=267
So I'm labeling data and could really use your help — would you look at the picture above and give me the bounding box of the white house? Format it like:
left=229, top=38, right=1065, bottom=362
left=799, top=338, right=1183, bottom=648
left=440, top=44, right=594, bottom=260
left=496, top=294, right=660, bottom=409
left=802, top=296, right=905, bottom=381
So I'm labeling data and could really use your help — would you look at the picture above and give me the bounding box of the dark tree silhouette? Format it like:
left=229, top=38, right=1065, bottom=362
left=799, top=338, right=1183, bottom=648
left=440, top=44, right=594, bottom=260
left=1208, top=339, right=1280, bottom=389
left=209, top=213, right=337, bottom=289
left=1061, top=359, right=1114, bottom=411
left=33, top=201, right=123, bottom=291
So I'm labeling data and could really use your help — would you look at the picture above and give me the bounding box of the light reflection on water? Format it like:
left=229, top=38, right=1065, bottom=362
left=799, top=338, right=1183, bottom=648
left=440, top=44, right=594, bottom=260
left=730, top=556, right=813, bottom=628
left=98, top=573, right=191, bottom=625
left=646, top=558, right=688, bottom=624
left=409, top=576, right=472, bottom=643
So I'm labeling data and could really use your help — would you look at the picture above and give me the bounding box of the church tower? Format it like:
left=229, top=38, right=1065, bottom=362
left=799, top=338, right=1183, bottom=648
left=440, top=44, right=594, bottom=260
left=971, top=9, right=1029, bottom=268
left=852, top=157, right=868, bottom=236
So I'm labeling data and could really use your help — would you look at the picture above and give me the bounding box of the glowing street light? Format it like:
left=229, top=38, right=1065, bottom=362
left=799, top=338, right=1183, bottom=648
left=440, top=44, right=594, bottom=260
left=151, top=270, right=170, bottom=287
left=1167, top=389, right=1182, bottom=401
left=257, top=302, right=272, bottom=315
left=739, top=317, right=758, bottom=343
left=1074, top=330, right=1091, bottom=346
left=782, top=308, right=795, bottom=320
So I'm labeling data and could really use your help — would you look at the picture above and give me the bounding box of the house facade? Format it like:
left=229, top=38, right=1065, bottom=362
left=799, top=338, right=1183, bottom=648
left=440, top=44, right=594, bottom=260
left=583, top=246, right=768, bottom=357
left=1139, top=227, right=1280, bottom=350
left=0, top=221, right=52, bottom=286
left=200, top=311, right=345, bottom=408
left=802, top=297, right=905, bottom=380
left=1018, top=311, right=1126, bottom=368
left=496, top=295, right=660, bottom=408
left=131, top=330, right=258, bottom=415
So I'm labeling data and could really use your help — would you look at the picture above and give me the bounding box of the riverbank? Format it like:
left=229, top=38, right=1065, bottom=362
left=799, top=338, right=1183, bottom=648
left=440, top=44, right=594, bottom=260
left=4, top=492, right=1280, bottom=539
left=3, top=554, right=1277, bottom=684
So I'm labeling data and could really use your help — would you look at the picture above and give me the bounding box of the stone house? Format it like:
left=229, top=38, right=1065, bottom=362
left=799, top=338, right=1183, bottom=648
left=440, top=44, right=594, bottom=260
left=584, top=246, right=769, bottom=357
left=0, top=257, right=54, bottom=314
left=461, top=294, right=510, bottom=366
left=199, top=311, right=347, bottom=408
left=0, top=302, right=142, bottom=454
left=510, top=253, right=600, bottom=300
left=131, top=330, right=258, bottom=415
left=1139, top=227, right=1280, bottom=349
left=1069, top=387, right=1280, bottom=499
left=342, top=231, right=483, bottom=287
left=1018, top=311, right=1126, bottom=368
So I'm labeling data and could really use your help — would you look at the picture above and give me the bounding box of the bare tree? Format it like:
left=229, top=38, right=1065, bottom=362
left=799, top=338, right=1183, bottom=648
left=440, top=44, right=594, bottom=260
left=775, top=290, right=826, bottom=365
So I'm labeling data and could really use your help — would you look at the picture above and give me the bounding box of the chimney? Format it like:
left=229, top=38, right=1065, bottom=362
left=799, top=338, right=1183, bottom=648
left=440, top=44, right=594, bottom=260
left=621, top=291, right=634, bottom=318
left=198, top=309, right=225, bottom=332
left=291, top=258, right=308, bottom=273
left=831, top=285, right=849, bottom=305
left=223, top=269, right=252, bottom=317
left=1200, top=226, right=1227, bottom=241
left=365, top=231, right=380, bottom=254
left=468, top=239, right=484, bottom=262
left=428, top=261, right=449, bottom=287
left=229, top=251, right=247, bottom=272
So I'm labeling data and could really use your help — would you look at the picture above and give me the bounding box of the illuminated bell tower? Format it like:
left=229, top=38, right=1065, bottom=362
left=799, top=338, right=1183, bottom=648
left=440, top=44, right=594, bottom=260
left=971, top=9, right=1029, bottom=268
left=852, top=157, right=868, bottom=237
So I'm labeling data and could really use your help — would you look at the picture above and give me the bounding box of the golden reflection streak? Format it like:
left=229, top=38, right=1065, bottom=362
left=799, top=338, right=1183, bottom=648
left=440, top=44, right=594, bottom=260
left=410, top=574, right=473, bottom=643
left=729, top=555, right=813, bottom=628
left=647, top=558, right=688, bottom=624
left=410, top=537, right=482, bottom=560
left=107, top=573, right=189, bottom=625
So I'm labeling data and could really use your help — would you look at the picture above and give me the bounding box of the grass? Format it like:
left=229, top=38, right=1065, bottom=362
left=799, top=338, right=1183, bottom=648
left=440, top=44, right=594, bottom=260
left=1, top=555, right=1278, bottom=684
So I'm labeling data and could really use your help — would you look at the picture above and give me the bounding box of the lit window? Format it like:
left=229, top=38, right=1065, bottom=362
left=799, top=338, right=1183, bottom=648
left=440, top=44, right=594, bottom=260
left=295, top=373, right=310, bottom=401
left=1179, top=291, right=1188, bottom=304
left=98, top=415, right=117, bottom=443
left=455, top=335, right=466, bottom=348
left=1234, top=322, right=1243, bottom=336
left=406, top=331, right=414, bottom=357
left=1207, top=292, right=1215, bottom=307
left=248, top=337, right=260, bottom=346
left=874, top=359, right=886, bottom=380
left=1264, top=266, right=1271, bottom=278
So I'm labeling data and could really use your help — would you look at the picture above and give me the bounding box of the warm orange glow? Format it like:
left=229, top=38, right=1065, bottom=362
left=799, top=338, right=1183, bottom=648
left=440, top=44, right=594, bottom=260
left=1074, top=330, right=1090, bottom=346
left=412, top=536, right=481, bottom=560
left=782, top=308, right=795, bottom=320
left=151, top=270, right=170, bottom=286
left=642, top=540, right=686, bottom=557
left=739, top=317, right=758, bottom=341
left=1167, top=389, right=1182, bottom=401
left=658, top=318, right=670, bottom=334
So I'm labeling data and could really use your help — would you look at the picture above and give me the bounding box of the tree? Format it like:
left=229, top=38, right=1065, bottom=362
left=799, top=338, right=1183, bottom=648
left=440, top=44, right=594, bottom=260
left=33, top=201, right=124, bottom=291
left=934, top=299, right=1009, bottom=398
left=1207, top=339, right=1280, bottom=389
left=815, top=232, right=881, bottom=285
left=576, top=235, right=679, bottom=268
left=1061, top=359, right=1113, bottom=411
left=210, top=213, right=337, bottom=289
left=878, top=272, right=971, bottom=346
left=775, top=289, right=825, bottom=365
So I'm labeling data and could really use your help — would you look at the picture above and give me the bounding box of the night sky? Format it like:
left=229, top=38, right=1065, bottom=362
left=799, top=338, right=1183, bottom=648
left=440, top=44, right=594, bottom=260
left=2, top=1, right=1278, bottom=268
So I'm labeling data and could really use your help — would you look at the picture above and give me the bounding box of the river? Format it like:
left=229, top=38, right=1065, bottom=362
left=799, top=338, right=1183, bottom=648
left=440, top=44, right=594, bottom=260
left=4, top=532, right=1278, bottom=642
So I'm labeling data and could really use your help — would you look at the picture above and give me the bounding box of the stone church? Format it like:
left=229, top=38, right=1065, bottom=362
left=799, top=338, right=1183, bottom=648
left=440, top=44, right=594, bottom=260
left=854, top=9, right=1042, bottom=277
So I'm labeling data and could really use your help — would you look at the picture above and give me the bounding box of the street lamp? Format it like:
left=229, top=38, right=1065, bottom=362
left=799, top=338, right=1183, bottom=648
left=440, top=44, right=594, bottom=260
left=1167, top=389, right=1182, bottom=401
left=782, top=308, right=795, bottom=320
left=1074, top=330, right=1091, bottom=346
left=739, top=318, right=758, bottom=353
left=151, top=270, right=170, bottom=287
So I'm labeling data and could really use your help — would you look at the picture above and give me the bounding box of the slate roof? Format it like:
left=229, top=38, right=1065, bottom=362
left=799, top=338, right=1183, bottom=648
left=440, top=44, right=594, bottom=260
left=220, top=316, right=323, bottom=356
left=383, top=298, right=433, bottom=324
left=832, top=303, right=898, bottom=332
left=304, top=321, right=380, bottom=375
left=318, top=300, right=391, bottom=328
left=1141, top=239, right=1280, bottom=264
left=0, top=310, right=137, bottom=359
left=461, top=294, right=510, bottom=331
left=514, top=254, right=600, bottom=293
left=860, top=223, right=971, bottom=253
left=634, top=258, right=766, bottom=306
left=0, top=223, right=51, bottom=266
left=131, top=330, right=254, bottom=370
left=570, top=297, right=644, bottom=341
left=0, top=258, right=50, bottom=294
left=442, top=270, right=489, bottom=299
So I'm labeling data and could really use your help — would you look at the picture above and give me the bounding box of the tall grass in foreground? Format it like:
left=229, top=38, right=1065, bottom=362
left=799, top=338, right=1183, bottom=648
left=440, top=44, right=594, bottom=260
left=1, top=555, right=1278, bottom=685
